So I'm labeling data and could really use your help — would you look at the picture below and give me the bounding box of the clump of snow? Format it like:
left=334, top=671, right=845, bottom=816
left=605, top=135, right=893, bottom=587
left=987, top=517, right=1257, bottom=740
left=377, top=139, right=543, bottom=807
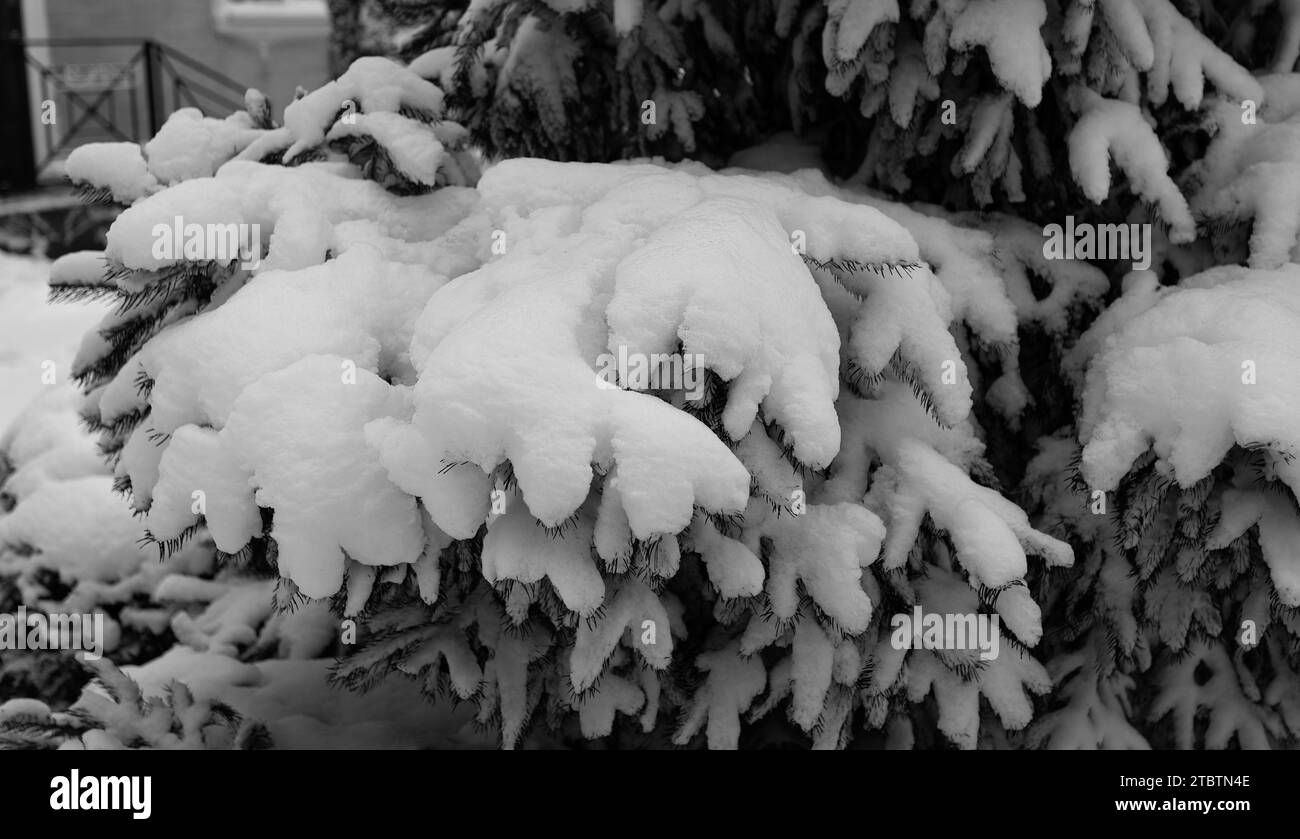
left=482, top=496, right=604, bottom=617
left=97, top=246, right=452, bottom=505
left=570, top=578, right=673, bottom=691
left=144, top=108, right=266, bottom=184
left=369, top=160, right=926, bottom=559
left=1188, top=93, right=1300, bottom=269
left=686, top=512, right=765, bottom=599
left=1062, top=0, right=1262, bottom=108
left=1129, top=0, right=1263, bottom=108
left=65, top=143, right=159, bottom=204
left=1079, top=264, right=1300, bottom=499
left=729, top=167, right=1108, bottom=422
left=824, top=0, right=900, bottom=65
left=1211, top=487, right=1300, bottom=607
left=283, top=56, right=446, bottom=161
left=228, top=356, right=426, bottom=599
left=103, top=161, right=474, bottom=272
left=744, top=499, right=884, bottom=632
left=948, top=0, right=1051, bottom=108
left=1067, top=88, right=1195, bottom=242
left=861, top=414, right=1072, bottom=590
left=612, top=0, right=644, bottom=34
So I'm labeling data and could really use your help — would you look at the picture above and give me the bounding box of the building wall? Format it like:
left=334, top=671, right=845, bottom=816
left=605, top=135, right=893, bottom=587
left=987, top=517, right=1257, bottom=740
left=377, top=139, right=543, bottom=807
left=38, top=0, right=329, bottom=119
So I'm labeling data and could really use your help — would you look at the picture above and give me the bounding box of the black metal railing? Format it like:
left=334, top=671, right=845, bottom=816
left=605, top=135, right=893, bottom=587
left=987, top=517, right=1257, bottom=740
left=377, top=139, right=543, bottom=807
left=3, top=38, right=249, bottom=182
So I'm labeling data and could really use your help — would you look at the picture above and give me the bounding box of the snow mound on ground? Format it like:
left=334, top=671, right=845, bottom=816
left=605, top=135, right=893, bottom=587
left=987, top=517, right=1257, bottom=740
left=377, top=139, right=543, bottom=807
left=0, top=252, right=110, bottom=431
left=0, top=475, right=148, bottom=584
left=0, top=388, right=215, bottom=651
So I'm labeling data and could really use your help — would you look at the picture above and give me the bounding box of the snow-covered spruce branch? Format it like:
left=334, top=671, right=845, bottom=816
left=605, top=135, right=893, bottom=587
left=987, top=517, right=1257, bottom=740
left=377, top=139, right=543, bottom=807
left=48, top=56, right=1080, bottom=748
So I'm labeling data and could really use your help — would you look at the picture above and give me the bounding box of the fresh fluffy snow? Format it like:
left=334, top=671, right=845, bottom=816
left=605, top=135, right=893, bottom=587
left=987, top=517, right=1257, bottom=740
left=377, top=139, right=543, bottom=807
left=0, top=252, right=110, bottom=430
left=1079, top=265, right=1300, bottom=500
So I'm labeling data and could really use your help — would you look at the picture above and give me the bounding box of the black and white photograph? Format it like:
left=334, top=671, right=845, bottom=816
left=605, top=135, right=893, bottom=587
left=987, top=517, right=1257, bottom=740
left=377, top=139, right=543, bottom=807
left=0, top=0, right=1293, bottom=813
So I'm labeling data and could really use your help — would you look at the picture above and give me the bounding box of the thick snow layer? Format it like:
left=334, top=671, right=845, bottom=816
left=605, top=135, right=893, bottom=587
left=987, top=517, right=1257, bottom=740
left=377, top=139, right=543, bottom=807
left=712, top=164, right=1103, bottom=431
left=377, top=159, right=920, bottom=552
left=89, top=182, right=468, bottom=602
left=104, top=160, right=476, bottom=272
left=222, top=356, right=426, bottom=598
left=607, top=187, right=846, bottom=454
left=98, top=247, right=449, bottom=488
left=1079, top=265, right=1300, bottom=499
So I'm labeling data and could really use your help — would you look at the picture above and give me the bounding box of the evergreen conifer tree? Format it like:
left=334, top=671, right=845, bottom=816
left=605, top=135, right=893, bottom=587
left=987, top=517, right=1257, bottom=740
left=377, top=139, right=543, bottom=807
left=4, top=0, right=1300, bottom=750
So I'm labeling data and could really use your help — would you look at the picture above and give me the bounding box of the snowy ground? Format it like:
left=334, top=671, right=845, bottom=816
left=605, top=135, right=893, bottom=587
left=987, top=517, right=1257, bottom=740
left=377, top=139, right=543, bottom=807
left=0, top=250, right=108, bottom=430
